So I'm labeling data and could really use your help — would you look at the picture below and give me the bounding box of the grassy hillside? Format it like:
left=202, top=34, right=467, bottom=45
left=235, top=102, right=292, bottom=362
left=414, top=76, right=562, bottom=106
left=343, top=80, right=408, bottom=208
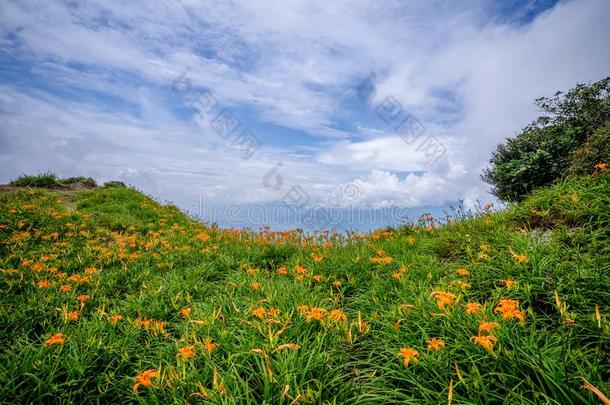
left=0, top=175, right=609, bottom=404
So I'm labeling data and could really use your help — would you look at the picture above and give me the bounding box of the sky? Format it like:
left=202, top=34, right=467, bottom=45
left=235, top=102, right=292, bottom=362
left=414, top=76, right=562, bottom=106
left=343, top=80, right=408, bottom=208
left=1, top=0, right=609, bottom=231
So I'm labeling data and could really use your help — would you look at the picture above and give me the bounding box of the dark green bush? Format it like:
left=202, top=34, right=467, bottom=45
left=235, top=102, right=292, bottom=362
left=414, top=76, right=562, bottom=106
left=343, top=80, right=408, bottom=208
left=9, top=172, right=61, bottom=188
left=568, top=121, right=610, bottom=175
left=483, top=77, right=610, bottom=202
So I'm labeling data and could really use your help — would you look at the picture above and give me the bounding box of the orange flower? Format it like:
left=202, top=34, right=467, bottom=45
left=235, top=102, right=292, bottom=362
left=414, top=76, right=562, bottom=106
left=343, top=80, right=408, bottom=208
left=457, top=268, right=469, bottom=277
left=391, top=273, right=401, bottom=280
left=251, top=281, right=261, bottom=290
left=181, top=307, right=192, bottom=318
left=305, top=307, right=327, bottom=323
left=58, top=285, right=72, bottom=293
left=294, top=265, right=308, bottom=275
left=494, top=299, right=525, bottom=323
left=45, top=333, right=65, bottom=346
left=405, top=236, right=416, bottom=245
left=245, top=267, right=259, bottom=276
left=274, top=343, right=300, bottom=352
left=66, top=311, right=79, bottom=321
left=312, top=275, right=323, bottom=283
left=327, top=309, right=347, bottom=323
left=332, top=280, right=342, bottom=288
left=297, top=305, right=309, bottom=314
left=470, top=335, right=497, bottom=352
left=204, top=337, right=219, bottom=353
left=252, top=307, right=266, bottom=319
left=177, top=345, right=196, bottom=360
left=267, top=307, right=281, bottom=318
left=431, top=291, right=457, bottom=310
left=109, top=314, right=122, bottom=325
left=479, top=321, right=500, bottom=335
left=37, top=280, right=51, bottom=289
left=464, top=302, right=483, bottom=315
left=594, top=162, right=608, bottom=171
left=501, top=279, right=517, bottom=288
left=133, top=369, right=159, bottom=393
left=312, top=255, right=324, bottom=263
left=427, top=338, right=445, bottom=351
left=508, top=247, right=529, bottom=264
left=398, top=347, right=419, bottom=367
left=370, top=256, right=393, bottom=264
left=276, top=267, right=288, bottom=275
left=77, top=294, right=90, bottom=303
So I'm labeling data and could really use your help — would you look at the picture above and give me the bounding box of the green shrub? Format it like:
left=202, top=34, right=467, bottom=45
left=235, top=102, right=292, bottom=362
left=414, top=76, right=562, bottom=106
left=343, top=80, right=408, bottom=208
left=483, top=77, right=610, bottom=202
left=58, top=177, right=97, bottom=188
left=568, top=121, right=610, bottom=175
left=9, top=172, right=61, bottom=188
left=103, top=181, right=126, bottom=188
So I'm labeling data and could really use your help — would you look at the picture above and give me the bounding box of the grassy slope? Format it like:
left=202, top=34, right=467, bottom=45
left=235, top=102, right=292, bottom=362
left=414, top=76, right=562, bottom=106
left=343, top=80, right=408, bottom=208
left=0, top=175, right=608, bottom=404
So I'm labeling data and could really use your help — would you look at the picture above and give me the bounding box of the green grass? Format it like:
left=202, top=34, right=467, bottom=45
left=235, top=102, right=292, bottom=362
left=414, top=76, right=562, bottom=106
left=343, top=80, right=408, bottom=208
left=9, top=173, right=97, bottom=189
left=10, top=172, right=62, bottom=188
left=0, top=174, right=608, bottom=403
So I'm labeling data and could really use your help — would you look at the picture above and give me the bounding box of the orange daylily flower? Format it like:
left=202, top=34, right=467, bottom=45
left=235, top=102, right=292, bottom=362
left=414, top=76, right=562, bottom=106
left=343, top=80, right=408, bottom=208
left=501, top=279, right=518, bottom=288
left=332, top=280, right=342, bottom=288
left=391, top=273, right=402, bottom=279
left=470, top=335, right=497, bottom=352
left=77, top=294, right=90, bottom=303
left=45, top=333, right=65, bottom=346
left=177, top=345, right=196, bottom=360
left=58, top=285, right=72, bottom=293
left=457, top=268, right=469, bottom=277
left=427, top=338, right=445, bottom=351
left=274, top=343, right=300, bottom=352
left=133, top=369, right=159, bottom=393
left=109, top=315, right=123, bottom=325
left=181, top=307, right=192, bottom=318
left=252, top=307, right=266, bottom=319
left=431, top=291, right=457, bottom=310
left=494, top=299, right=525, bottom=323
left=37, top=280, right=51, bottom=288
left=267, top=307, right=281, bottom=318
left=251, top=281, right=261, bottom=290
left=464, top=302, right=483, bottom=315
left=204, top=337, right=219, bottom=353
left=66, top=311, right=79, bottom=321
left=327, top=309, right=347, bottom=323
left=305, top=307, right=327, bottom=323
left=398, top=347, right=419, bottom=367
left=276, top=267, right=288, bottom=275
left=370, top=256, right=393, bottom=264
left=479, top=321, right=500, bottom=335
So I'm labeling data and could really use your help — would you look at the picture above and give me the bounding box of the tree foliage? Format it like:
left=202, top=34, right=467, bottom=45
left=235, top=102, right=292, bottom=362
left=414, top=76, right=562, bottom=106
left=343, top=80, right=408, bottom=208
left=482, top=77, right=610, bottom=202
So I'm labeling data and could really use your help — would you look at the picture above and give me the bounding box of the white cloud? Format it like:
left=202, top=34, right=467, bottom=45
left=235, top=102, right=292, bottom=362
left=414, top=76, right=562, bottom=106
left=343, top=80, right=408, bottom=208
left=1, top=0, right=609, bottom=224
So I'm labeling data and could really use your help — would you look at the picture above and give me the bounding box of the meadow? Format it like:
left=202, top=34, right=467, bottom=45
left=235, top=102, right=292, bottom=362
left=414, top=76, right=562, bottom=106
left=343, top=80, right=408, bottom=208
left=0, top=173, right=608, bottom=404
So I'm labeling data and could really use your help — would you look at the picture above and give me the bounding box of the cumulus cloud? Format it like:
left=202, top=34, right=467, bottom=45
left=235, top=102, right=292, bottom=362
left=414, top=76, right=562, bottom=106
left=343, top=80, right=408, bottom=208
left=0, top=0, right=609, bottom=227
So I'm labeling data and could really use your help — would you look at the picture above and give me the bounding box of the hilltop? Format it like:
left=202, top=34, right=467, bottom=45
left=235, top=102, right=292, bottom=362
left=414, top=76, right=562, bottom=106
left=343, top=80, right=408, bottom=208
left=0, top=173, right=609, bottom=403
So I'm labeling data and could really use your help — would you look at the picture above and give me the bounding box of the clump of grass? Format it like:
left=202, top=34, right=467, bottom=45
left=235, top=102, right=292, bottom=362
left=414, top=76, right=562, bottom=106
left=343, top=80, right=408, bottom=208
left=58, top=177, right=97, bottom=188
left=10, top=172, right=61, bottom=188
left=103, top=181, right=126, bottom=188
left=0, top=173, right=608, bottom=403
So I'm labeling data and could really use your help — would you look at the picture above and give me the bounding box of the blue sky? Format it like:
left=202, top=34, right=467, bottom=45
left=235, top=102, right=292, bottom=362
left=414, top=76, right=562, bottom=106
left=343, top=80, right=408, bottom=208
left=1, top=0, right=609, bottom=231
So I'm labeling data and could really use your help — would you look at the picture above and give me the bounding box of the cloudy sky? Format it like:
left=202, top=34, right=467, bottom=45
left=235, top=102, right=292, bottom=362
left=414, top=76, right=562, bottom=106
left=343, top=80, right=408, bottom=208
left=1, top=0, right=609, bottom=229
